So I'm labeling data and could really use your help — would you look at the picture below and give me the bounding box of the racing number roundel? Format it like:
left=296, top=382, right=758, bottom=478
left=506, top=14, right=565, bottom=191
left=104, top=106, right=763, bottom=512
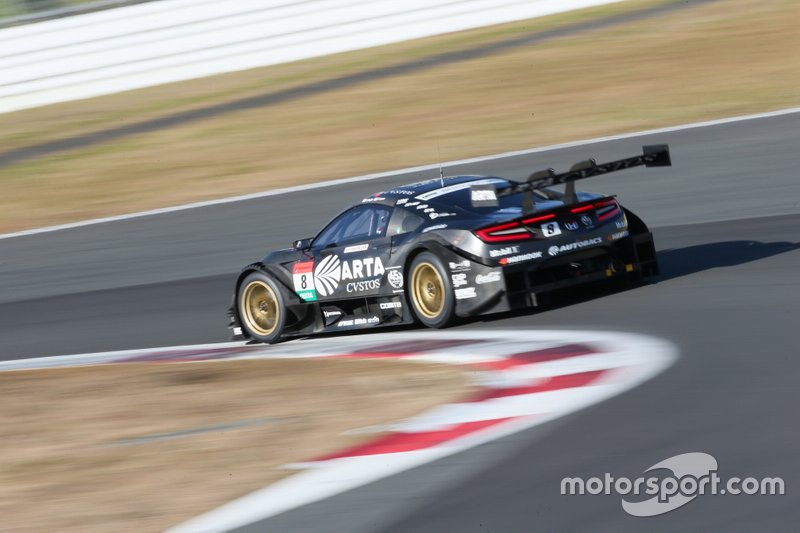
left=292, top=261, right=317, bottom=301
left=541, top=221, right=562, bottom=237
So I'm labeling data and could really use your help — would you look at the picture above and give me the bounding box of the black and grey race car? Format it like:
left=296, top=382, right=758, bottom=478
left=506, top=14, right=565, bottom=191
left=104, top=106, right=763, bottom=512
left=229, top=145, right=671, bottom=343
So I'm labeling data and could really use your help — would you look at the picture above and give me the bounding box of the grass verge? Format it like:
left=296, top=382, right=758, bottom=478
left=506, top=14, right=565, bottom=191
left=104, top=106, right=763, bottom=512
left=0, top=359, right=469, bottom=532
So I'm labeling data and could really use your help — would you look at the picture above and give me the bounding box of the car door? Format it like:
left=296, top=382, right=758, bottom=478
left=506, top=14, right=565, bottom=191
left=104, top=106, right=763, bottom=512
left=303, top=205, right=394, bottom=301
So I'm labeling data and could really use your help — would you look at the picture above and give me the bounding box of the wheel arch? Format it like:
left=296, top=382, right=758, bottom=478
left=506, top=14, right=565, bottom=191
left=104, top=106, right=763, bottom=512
left=233, top=263, right=312, bottom=334
left=623, top=207, right=651, bottom=235
left=402, top=241, right=453, bottom=277
left=403, top=245, right=459, bottom=328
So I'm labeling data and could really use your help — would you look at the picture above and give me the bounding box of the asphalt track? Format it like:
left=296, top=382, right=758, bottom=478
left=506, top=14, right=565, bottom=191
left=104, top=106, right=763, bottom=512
left=1, top=111, right=799, bottom=531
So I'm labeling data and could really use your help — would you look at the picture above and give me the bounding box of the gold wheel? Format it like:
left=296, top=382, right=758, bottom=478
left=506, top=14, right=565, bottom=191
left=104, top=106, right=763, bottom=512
left=240, top=280, right=280, bottom=336
left=411, top=262, right=445, bottom=319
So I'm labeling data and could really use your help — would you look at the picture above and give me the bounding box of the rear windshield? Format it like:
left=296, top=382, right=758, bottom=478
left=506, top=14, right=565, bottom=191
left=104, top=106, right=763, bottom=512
left=416, top=178, right=554, bottom=216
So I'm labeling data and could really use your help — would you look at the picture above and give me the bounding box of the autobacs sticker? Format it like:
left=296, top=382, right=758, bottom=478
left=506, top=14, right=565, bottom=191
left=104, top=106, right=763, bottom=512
left=548, top=237, right=603, bottom=257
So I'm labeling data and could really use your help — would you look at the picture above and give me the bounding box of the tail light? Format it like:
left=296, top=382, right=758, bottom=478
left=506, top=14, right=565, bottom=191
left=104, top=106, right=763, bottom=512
left=569, top=204, right=594, bottom=214
left=568, top=198, right=621, bottom=221
left=595, top=199, right=621, bottom=221
left=475, top=198, right=621, bottom=243
left=521, top=213, right=555, bottom=225
left=474, top=221, right=532, bottom=243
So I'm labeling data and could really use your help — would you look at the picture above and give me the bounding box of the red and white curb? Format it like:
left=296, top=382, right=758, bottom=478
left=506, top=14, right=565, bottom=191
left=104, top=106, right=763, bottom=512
left=1, top=329, right=676, bottom=532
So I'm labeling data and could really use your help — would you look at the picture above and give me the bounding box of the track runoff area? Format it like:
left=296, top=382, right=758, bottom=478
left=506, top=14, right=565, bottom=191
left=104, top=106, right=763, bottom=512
left=3, top=329, right=676, bottom=532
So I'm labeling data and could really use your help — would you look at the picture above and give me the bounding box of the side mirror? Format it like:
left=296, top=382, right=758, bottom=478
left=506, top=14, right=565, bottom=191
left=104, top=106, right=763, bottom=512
left=293, top=238, right=312, bottom=251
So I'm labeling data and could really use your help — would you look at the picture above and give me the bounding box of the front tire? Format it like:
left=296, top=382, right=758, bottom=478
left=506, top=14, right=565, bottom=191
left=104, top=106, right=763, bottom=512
left=408, top=252, right=456, bottom=328
left=237, top=271, right=286, bottom=343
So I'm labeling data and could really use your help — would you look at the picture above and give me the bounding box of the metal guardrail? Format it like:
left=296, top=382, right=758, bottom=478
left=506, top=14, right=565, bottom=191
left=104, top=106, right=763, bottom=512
left=0, top=0, right=622, bottom=114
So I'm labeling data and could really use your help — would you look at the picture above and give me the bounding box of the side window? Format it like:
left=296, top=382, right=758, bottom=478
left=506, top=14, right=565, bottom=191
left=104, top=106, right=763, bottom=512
left=367, top=205, right=392, bottom=239
left=387, top=208, right=424, bottom=235
left=340, top=208, right=375, bottom=242
left=312, top=206, right=392, bottom=248
left=312, top=211, right=352, bottom=249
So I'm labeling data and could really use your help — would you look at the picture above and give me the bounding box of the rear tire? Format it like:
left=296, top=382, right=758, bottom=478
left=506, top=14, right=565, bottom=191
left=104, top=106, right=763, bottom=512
left=237, top=271, right=286, bottom=343
left=407, top=252, right=456, bottom=328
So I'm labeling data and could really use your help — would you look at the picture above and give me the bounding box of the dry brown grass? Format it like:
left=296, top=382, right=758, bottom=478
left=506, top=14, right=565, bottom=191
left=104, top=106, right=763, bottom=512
left=1, top=0, right=798, bottom=232
left=0, top=359, right=469, bottom=532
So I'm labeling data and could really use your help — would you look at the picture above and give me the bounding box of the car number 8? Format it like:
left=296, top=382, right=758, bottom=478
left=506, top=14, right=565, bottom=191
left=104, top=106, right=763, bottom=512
left=541, top=221, right=561, bottom=237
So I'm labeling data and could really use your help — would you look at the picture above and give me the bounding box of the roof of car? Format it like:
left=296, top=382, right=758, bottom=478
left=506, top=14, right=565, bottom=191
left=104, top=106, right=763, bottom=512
left=360, top=175, right=511, bottom=206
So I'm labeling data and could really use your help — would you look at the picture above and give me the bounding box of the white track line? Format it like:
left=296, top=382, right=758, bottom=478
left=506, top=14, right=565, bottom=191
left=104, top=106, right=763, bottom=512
left=166, top=330, right=675, bottom=533
left=2, top=106, right=799, bottom=241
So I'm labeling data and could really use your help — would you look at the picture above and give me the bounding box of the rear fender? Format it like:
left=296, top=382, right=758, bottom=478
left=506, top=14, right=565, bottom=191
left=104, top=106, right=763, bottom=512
left=405, top=243, right=509, bottom=317
left=623, top=208, right=659, bottom=277
left=623, top=207, right=650, bottom=235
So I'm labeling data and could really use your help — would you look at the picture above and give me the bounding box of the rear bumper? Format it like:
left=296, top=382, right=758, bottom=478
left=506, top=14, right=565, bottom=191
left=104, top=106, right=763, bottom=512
left=500, top=233, right=658, bottom=309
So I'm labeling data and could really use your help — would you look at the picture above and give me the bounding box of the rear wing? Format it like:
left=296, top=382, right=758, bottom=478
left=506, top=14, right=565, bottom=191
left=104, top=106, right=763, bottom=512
left=470, top=144, right=671, bottom=210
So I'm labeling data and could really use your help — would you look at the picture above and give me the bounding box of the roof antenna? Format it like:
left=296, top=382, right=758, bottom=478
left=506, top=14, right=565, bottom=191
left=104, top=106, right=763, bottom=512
left=437, top=143, right=444, bottom=188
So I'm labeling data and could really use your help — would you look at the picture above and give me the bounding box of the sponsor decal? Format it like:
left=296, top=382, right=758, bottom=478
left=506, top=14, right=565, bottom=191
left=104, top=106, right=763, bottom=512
left=339, top=257, right=384, bottom=279
left=499, top=251, right=543, bottom=265
left=424, top=208, right=435, bottom=213
left=347, top=279, right=381, bottom=292
left=415, top=204, right=429, bottom=210
left=416, top=178, right=505, bottom=200
left=449, top=260, right=471, bottom=272
left=396, top=198, right=409, bottom=205
left=388, top=189, right=414, bottom=195
left=489, top=246, right=519, bottom=258
left=548, top=237, right=603, bottom=257
left=379, top=301, right=402, bottom=310
left=451, top=273, right=468, bottom=288
left=541, top=221, right=562, bottom=237
left=314, top=255, right=386, bottom=296
left=405, top=201, right=421, bottom=207
left=580, top=215, right=594, bottom=227
left=361, top=196, right=386, bottom=203
left=343, top=243, right=369, bottom=253
left=455, top=287, right=477, bottom=299
left=387, top=269, right=404, bottom=289
left=430, top=212, right=456, bottom=220
left=336, top=315, right=380, bottom=327
left=292, top=261, right=318, bottom=302
left=475, top=271, right=501, bottom=284
left=609, top=230, right=630, bottom=241
left=615, top=219, right=627, bottom=229
left=470, top=188, right=497, bottom=202
left=313, top=255, right=341, bottom=297
left=565, top=221, right=580, bottom=231
left=323, top=310, right=342, bottom=318
left=422, top=224, right=448, bottom=233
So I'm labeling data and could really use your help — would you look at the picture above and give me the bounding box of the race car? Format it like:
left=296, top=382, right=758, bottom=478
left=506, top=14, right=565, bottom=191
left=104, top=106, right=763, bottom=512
left=229, top=145, right=670, bottom=343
